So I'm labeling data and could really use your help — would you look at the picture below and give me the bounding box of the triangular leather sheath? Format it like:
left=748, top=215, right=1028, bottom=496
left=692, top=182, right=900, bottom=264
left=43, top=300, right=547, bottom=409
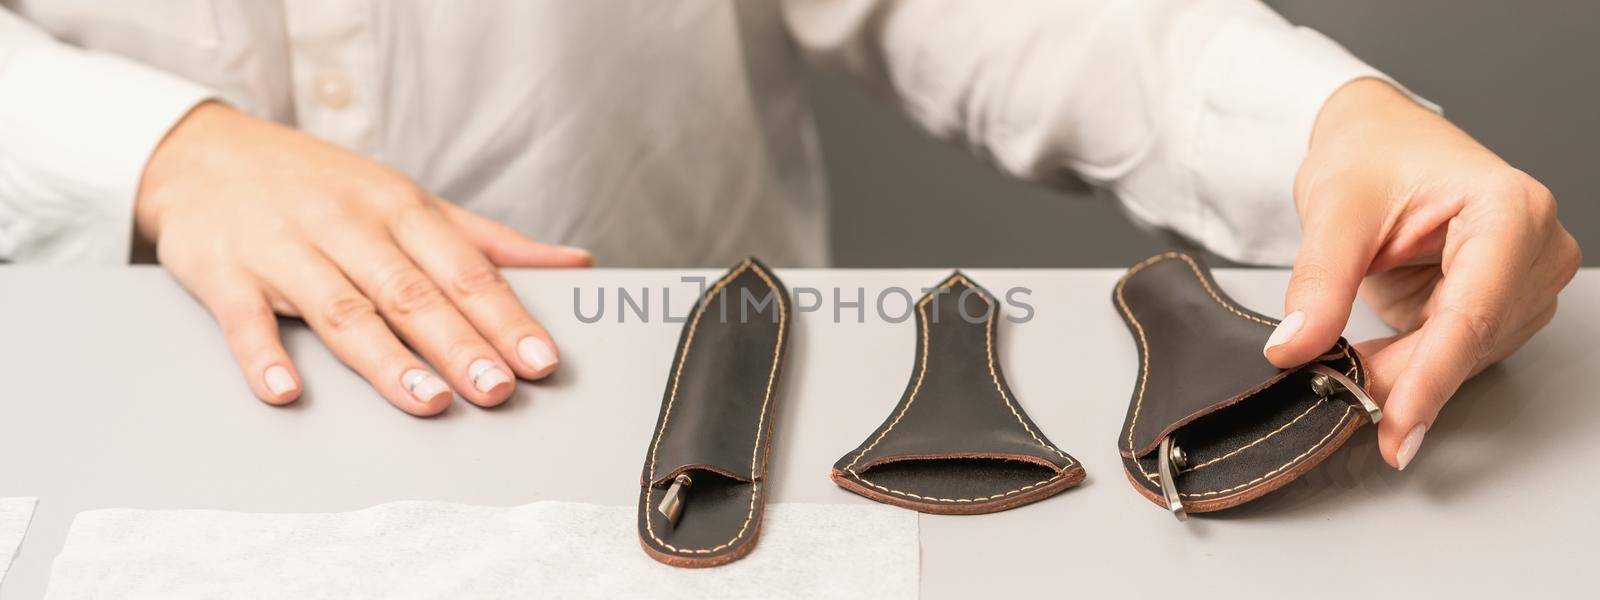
left=637, top=258, right=791, bottom=567
left=1114, top=252, right=1380, bottom=516
left=831, top=272, right=1085, bottom=515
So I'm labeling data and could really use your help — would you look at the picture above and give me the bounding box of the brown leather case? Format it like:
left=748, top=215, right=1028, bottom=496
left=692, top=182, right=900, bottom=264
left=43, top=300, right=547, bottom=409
left=637, top=258, right=791, bottom=567
left=1114, top=252, right=1378, bottom=515
left=831, top=272, right=1085, bottom=515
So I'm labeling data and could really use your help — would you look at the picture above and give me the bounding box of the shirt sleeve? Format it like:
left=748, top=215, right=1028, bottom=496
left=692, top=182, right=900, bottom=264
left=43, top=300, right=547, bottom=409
left=0, top=10, right=213, bottom=264
left=782, top=0, right=1438, bottom=265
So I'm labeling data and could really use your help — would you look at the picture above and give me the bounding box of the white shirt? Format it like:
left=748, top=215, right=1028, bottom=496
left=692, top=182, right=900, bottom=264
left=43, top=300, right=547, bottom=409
left=0, top=0, right=1431, bottom=267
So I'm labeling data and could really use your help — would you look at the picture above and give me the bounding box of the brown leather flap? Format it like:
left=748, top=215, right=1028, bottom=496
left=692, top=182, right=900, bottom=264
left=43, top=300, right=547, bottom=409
left=1114, top=253, right=1355, bottom=459
left=831, top=273, right=1084, bottom=515
left=642, top=259, right=788, bottom=487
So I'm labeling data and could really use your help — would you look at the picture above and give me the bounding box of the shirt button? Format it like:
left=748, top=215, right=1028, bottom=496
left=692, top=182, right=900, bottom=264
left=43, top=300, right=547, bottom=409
left=313, top=70, right=352, bottom=109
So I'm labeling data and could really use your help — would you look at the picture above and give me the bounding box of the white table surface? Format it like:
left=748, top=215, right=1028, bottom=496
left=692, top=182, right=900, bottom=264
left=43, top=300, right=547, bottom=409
left=1, top=266, right=1596, bottom=598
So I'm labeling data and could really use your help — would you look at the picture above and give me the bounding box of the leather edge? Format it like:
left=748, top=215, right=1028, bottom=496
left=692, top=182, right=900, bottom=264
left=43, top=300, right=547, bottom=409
left=1121, top=346, right=1358, bottom=460
left=1113, top=251, right=1362, bottom=458
left=636, top=257, right=791, bottom=567
left=831, top=464, right=1086, bottom=515
left=1121, top=408, right=1368, bottom=513
left=647, top=464, right=756, bottom=488
left=853, top=452, right=1064, bottom=474
left=834, top=270, right=1075, bottom=472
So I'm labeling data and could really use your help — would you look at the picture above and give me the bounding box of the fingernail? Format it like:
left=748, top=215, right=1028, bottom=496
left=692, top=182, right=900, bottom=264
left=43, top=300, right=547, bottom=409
left=402, top=369, right=451, bottom=403
left=264, top=365, right=297, bottom=396
left=1397, top=424, right=1428, bottom=471
left=1265, top=310, right=1306, bottom=352
left=557, top=245, right=592, bottom=258
left=467, top=359, right=512, bottom=393
left=517, top=337, right=559, bottom=372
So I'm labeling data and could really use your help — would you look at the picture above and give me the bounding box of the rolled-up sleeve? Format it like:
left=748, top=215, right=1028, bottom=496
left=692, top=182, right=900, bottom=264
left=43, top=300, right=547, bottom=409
left=783, top=0, right=1437, bottom=265
left=0, top=10, right=212, bottom=264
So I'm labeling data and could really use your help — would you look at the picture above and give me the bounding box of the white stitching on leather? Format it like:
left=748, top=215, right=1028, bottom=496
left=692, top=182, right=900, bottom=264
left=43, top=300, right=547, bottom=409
left=1181, top=398, right=1327, bottom=473
left=849, top=471, right=1066, bottom=503
left=1115, top=252, right=1364, bottom=497
left=643, top=260, right=786, bottom=555
left=843, top=274, right=1075, bottom=504
left=1144, top=405, right=1358, bottom=498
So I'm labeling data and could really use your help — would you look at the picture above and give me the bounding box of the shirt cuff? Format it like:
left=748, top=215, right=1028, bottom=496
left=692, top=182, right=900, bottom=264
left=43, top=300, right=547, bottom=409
left=0, top=40, right=212, bottom=264
left=1184, top=11, right=1439, bottom=266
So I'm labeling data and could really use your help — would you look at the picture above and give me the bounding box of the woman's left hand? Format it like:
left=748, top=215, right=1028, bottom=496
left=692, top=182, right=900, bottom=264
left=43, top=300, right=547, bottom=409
left=1265, top=79, right=1581, bottom=470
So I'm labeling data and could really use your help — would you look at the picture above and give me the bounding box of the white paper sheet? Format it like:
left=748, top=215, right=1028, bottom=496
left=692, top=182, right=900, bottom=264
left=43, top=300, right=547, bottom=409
left=0, top=498, right=38, bottom=588
left=45, top=501, right=918, bottom=599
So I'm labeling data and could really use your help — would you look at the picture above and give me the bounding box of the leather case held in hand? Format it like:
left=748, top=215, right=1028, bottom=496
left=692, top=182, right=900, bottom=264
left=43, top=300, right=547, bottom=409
left=832, top=272, right=1084, bottom=515
left=637, top=258, right=791, bottom=567
left=1114, top=252, right=1383, bottom=520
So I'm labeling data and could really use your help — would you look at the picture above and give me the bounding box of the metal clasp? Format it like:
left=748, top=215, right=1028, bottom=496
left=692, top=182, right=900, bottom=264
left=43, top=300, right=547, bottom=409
left=1307, top=364, right=1383, bottom=424
left=1157, top=437, right=1188, bottom=521
left=657, top=473, right=694, bottom=526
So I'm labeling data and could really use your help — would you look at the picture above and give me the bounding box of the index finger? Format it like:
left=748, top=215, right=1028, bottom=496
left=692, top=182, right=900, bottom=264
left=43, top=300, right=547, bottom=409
left=389, top=202, right=561, bottom=380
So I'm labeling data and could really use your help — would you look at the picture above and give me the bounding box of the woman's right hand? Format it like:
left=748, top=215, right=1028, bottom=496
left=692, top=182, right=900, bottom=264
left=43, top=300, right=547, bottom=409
left=135, top=102, right=592, bottom=416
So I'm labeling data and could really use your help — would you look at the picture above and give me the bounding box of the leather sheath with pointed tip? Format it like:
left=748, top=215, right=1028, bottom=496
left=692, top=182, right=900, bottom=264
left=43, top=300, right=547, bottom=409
left=637, top=258, right=791, bottom=567
left=831, top=272, right=1084, bottom=515
left=1114, top=252, right=1377, bottom=514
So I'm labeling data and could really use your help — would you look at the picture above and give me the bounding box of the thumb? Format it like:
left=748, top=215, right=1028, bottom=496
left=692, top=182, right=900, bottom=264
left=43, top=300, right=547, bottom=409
left=1265, top=195, right=1380, bottom=368
left=432, top=197, right=593, bottom=267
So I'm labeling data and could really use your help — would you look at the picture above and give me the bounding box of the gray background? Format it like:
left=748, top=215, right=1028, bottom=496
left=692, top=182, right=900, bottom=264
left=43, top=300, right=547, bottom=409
left=813, top=0, right=1598, bottom=267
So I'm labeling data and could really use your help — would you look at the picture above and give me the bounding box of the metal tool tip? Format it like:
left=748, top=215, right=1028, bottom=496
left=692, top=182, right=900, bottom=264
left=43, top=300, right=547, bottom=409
left=657, top=474, right=694, bottom=526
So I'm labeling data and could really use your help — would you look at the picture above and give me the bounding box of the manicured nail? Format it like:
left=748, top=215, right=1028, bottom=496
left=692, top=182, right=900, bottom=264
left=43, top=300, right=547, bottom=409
left=1264, top=310, right=1306, bottom=352
left=1396, top=424, right=1428, bottom=471
left=517, top=337, right=559, bottom=372
left=467, top=359, right=512, bottom=393
left=401, top=369, right=450, bottom=403
left=264, top=365, right=297, bottom=396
